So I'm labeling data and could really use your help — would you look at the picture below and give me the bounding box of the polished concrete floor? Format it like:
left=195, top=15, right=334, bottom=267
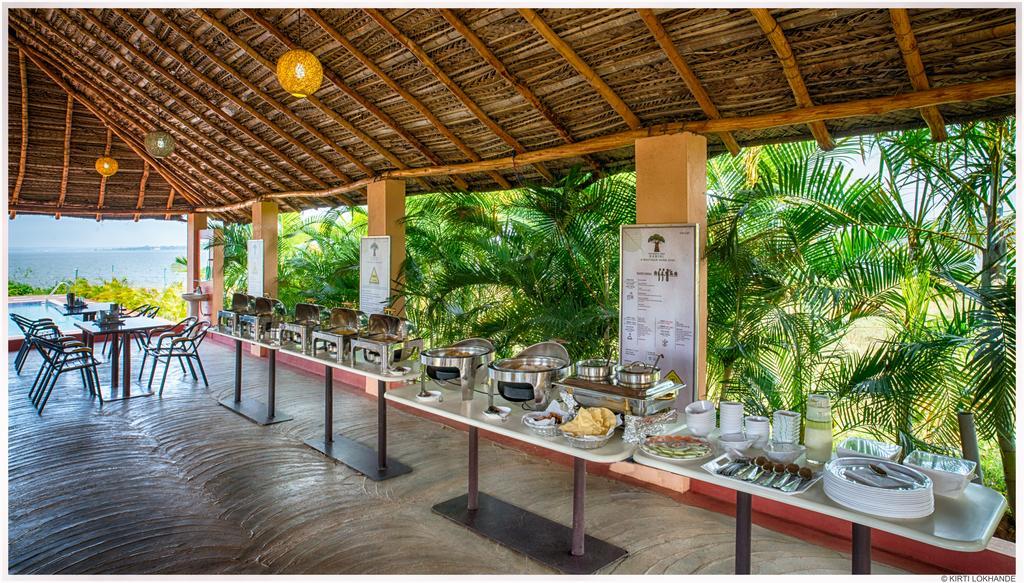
left=8, top=339, right=905, bottom=575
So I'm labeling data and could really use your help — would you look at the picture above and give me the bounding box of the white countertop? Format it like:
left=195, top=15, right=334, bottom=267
left=633, top=432, right=1007, bottom=553
left=212, top=328, right=421, bottom=383
left=386, top=383, right=636, bottom=464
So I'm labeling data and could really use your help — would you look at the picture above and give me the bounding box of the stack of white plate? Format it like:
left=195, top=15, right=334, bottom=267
left=823, top=458, right=934, bottom=519
left=719, top=401, right=744, bottom=435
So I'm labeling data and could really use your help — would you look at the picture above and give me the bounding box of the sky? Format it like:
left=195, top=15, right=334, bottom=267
left=6, top=215, right=187, bottom=250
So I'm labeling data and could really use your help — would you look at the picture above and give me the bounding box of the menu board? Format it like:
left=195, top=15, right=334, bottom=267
left=360, top=236, right=391, bottom=315
left=619, top=224, right=699, bottom=409
left=247, top=239, right=264, bottom=297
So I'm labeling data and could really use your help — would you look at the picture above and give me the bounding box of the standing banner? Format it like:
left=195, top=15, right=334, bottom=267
left=247, top=239, right=264, bottom=297
left=360, top=236, right=391, bottom=315
left=619, top=224, right=699, bottom=409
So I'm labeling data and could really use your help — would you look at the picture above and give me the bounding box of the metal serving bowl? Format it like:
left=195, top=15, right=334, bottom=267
left=615, top=361, right=661, bottom=389
left=575, top=358, right=615, bottom=382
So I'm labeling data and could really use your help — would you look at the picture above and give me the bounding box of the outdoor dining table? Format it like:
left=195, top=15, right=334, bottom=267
left=386, top=384, right=630, bottom=575
left=210, top=329, right=292, bottom=426
left=213, top=327, right=417, bottom=481
left=57, top=301, right=114, bottom=321
left=75, top=315, right=172, bottom=400
left=632, top=427, right=1008, bottom=575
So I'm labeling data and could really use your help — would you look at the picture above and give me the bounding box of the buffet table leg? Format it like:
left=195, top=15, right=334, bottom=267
left=735, top=491, right=752, bottom=574
left=219, top=345, right=293, bottom=425
left=468, top=427, right=479, bottom=511
left=432, top=450, right=626, bottom=574
left=572, top=458, right=586, bottom=556
left=303, top=367, right=411, bottom=481
left=852, top=523, right=871, bottom=574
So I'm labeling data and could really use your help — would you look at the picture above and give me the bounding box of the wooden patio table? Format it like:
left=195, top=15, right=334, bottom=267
left=386, top=383, right=631, bottom=574
left=212, top=327, right=417, bottom=481
left=56, top=301, right=114, bottom=321
left=633, top=426, right=1007, bottom=575
left=210, top=329, right=292, bottom=426
left=75, top=316, right=171, bottom=400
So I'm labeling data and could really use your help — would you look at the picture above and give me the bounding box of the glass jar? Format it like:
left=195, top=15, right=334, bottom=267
left=804, top=394, right=833, bottom=465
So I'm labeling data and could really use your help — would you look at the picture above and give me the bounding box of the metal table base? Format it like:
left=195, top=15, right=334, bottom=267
left=733, top=491, right=872, bottom=575
left=84, top=331, right=153, bottom=401
left=432, top=427, right=627, bottom=574
left=303, top=367, right=411, bottom=481
left=218, top=339, right=293, bottom=426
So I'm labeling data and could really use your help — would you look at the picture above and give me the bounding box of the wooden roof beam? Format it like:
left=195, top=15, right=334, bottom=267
left=364, top=8, right=553, bottom=184
left=199, top=9, right=434, bottom=193
left=11, top=203, right=191, bottom=218
left=16, top=11, right=289, bottom=197
left=113, top=10, right=354, bottom=187
left=11, top=49, right=29, bottom=219
left=15, top=41, right=205, bottom=209
left=890, top=8, right=948, bottom=142
left=438, top=9, right=603, bottom=175
left=74, top=9, right=328, bottom=190
left=11, top=17, right=262, bottom=211
left=304, top=9, right=491, bottom=191
left=750, top=8, right=835, bottom=151
left=519, top=9, right=642, bottom=131
left=637, top=9, right=741, bottom=156
left=194, top=75, right=1015, bottom=212
left=56, top=94, right=73, bottom=220
left=134, top=163, right=150, bottom=222
left=164, top=188, right=176, bottom=220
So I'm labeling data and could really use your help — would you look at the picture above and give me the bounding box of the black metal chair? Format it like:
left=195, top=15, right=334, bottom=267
left=11, top=314, right=58, bottom=374
left=138, top=316, right=197, bottom=382
left=130, top=305, right=163, bottom=350
left=147, top=320, right=212, bottom=395
left=29, top=330, right=102, bottom=415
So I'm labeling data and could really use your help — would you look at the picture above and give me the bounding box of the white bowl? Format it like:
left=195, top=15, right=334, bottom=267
left=763, top=441, right=806, bottom=464
left=717, top=433, right=753, bottom=453
left=903, top=450, right=976, bottom=497
left=685, top=400, right=716, bottom=415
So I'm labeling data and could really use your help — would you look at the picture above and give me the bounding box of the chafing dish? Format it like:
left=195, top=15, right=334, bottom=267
left=278, top=303, right=324, bottom=354
left=419, top=338, right=495, bottom=401
left=487, top=341, right=571, bottom=412
left=575, top=358, right=615, bottom=382
left=312, top=307, right=366, bottom=363
left=217, top=293, right=254, bottom=336
left=555, top=377, right=681, bottom=416
left=238, top=296, right=284, bottom=343
left=350, top=313, right=424, bottom=374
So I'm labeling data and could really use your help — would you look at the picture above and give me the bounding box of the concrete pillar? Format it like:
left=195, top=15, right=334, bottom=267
left=367, top=179, right=406, bottom=314
left=209, top=228, right=224, bottom=322
left=251, top=201, right=279, bottom=298
left=250, top=202, right=278, bottom=356
left=186, top=213, right=207, bottom=320
left=365, top=179, right=406, bottom=394
left=634, top=131, right=708, bottom=398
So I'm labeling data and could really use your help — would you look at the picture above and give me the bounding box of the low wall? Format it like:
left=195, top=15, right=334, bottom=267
left=203, top=332, right=1016, bottom=574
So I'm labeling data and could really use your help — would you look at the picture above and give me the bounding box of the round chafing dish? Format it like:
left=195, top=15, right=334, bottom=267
left=488, top=345, right=571, bottom=410
left=615, top=361, right=661, bottom=389
left=575, top=358, right=614, bottom=382
left=422, top=344, right=495, bottom=380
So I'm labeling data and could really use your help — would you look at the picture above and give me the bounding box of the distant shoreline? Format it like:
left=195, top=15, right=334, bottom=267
left=10, top=246, right=186, bottom=253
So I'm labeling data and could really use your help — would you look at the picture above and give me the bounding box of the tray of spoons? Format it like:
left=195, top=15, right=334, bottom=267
left=701, top=451, right=822, bottom=496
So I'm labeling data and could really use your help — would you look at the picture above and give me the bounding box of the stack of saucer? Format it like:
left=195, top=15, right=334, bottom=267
left=719, top=401, right=744, bottom=435
left=823, top=458, right=934, bottom=518
left=684, top=400, right=717, bottom=437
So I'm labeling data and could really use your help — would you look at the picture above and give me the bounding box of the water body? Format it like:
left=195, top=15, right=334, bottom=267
left=8, top=247, right=187, bottom=290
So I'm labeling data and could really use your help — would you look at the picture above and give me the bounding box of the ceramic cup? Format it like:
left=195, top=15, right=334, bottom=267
left=744, top=415, right=770, bottom=448
left=719, top=401, right=744, bottom=435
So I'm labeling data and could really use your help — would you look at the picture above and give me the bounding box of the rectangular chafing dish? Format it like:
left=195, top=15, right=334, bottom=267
left=278, top=303, right=324, bottom=354
left=554, top=376, right=682, bottom=416
left=217, top=293, right=254, bottom=336
left=350, top=313, right=423, bottom=374
left=312, top=307, right=365, bottom=364
left=237, top=296, right=283, bottom=343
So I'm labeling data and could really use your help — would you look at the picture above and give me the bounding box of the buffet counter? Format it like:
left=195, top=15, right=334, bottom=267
left=212, top=328, right=419, bottom=481
left=386, top=383, right=630, bottom=574
left=632, top=427, right=1007, bottom=574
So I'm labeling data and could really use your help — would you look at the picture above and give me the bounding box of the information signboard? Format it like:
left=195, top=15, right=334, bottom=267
left=360, top=236, right=391, bottom=315
left=619, top=224, right=699, bottom=408
left=247, top=239, right=264, bottom=297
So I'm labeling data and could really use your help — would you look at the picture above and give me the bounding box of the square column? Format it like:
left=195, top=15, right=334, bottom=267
left=251, top=201, right=279, bottom=298
left=634, top=132, right=708, bottom=399
left=186, top=213, right=207, bottom=319
left=366, top=179, right=406, bottom=394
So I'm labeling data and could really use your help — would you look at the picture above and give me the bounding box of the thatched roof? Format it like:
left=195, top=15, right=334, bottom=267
left=7, top=8, right=1017, bottom=222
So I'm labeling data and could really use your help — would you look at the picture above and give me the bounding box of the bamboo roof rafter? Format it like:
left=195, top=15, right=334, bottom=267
left=890, top=8, right=948, bottom=142
left=11, top=49, right=29, bottom=219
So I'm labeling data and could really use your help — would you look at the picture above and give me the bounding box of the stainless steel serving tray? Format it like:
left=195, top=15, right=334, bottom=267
left=556, top=377, right=680, bottom=416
